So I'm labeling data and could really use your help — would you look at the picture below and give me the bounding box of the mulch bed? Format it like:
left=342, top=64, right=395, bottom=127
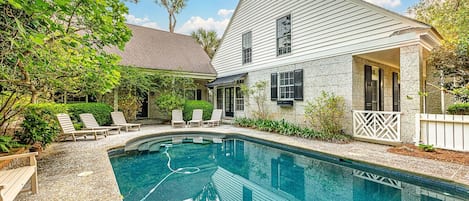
left=388, top=144, right=469, bottom=166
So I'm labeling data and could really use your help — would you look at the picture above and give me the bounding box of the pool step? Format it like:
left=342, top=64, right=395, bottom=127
left=131, top=135, right=225, bottom=152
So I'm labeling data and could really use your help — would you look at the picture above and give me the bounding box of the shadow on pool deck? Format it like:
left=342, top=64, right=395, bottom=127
left=16, top=125, right=469, bottom=201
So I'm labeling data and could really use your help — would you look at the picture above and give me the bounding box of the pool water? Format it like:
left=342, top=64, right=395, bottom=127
left=109, top=136, right=469, bottom=201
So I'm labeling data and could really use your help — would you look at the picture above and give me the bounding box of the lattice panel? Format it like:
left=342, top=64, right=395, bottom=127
left=353, top=170, right=402, bottom=189
left=353, top=111, right=401, bottom=142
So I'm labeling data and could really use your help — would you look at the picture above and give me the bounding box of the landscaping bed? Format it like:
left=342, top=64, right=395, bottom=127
left=388, top=144, right=469, bottom=166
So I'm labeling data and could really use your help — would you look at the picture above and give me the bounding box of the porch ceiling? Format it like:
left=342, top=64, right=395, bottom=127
left=357, top=48, right=400, bottom=68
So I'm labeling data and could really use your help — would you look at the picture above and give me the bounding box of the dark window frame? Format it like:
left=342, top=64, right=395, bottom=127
left=276, top=14, right=292, bottom=56
left=242, top=31, right=252, bottom=64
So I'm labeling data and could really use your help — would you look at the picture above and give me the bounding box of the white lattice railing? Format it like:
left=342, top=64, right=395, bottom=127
left=352, top=170, right=402, bottom=189
left=353, top=110, right=401, bottom=142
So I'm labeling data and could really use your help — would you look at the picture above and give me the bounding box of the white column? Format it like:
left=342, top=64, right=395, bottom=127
left=400, top=45, right=424, bottom=143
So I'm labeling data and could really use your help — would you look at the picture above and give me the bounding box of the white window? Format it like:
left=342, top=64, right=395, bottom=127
left=242, top=32, right=252, bottom=64
left=276, top=14, right=291, bottom=56
left=235, top=87, right=244, bottom=111
left=279, top=71, right=294, bottom=100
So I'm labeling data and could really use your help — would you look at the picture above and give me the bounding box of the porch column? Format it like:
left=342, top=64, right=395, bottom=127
left=400, top=45, right=424, bottom=143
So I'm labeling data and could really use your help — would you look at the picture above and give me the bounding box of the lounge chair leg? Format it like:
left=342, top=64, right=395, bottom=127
left=31, top=170, right=38, bottom=193
left=94, top=132, right=97, bottom=140
left=73, top=134, right=76, bottom=142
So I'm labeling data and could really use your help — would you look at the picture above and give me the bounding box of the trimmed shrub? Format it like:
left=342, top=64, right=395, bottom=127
left=305, top=91, right=346, bottom=135
left=234, top=117, right=351, bottom=143
left=67, top=103, right=113, bottom=125
left=183, top=100, right=214, bottom=121
left=447, top=102, right=469, bottom=115
left=19, top=103, right=68, bottom=146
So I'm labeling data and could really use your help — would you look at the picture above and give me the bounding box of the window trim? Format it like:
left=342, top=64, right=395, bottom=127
left=278, top=71, right=295, bottom=100
left=276, top=14, right=292, bottom=57
left=242, top=31, right=252, bottom=65
left=235, top=87, right=244, bottom=111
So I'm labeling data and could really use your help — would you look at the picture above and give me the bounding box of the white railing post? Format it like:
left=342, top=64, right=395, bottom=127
left=414, top=113, right=420, bottom=146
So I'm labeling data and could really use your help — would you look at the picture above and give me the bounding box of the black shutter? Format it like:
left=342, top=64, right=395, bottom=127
left=271, top=73, right=278, bottom=101
left=379, top=68, right=384, bottom=111
left=294, top=69, right=303, bottom=100
left=364, top=65, right=373, bottom=110
left=393, top=72, right=400, bottom=112
left=271, top=159, right=279, bottom=188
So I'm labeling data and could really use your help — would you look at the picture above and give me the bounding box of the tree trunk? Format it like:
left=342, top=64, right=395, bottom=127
left=30, top=91, right=40, bottom=104
left=169, top=13, right=174, bottom=32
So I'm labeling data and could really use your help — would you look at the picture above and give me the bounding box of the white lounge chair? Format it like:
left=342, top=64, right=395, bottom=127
left=111, top=112, right=141, bottom=132
left=171, top=110, right=186, bottom=128
left=188, top=109, right=203, bottom=127
left=57, top=113, right=108, bottom=141
left=203, top=109, right=223, bottom=127
left=0, top=152, right=38, bottom=201
left=79, top=113, right=122, bottom=134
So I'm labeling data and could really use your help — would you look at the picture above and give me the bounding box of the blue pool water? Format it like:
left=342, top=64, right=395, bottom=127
left=109, top=134, right=469, bottom=201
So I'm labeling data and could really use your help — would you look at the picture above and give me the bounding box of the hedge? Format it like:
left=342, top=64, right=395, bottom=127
left=234, top=118, right=351, bottom=143
left=447, top=102, right=469, bottom=115
left=183, top=100, right=214, bottom=121
left=19, top=102, right=113, bottom=146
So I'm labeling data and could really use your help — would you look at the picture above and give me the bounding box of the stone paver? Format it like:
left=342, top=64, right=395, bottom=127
left=16, top=125, right=469, bottom=201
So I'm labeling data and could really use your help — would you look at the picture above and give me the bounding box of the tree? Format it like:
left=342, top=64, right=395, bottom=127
left=410, top=0, right=469, bottom=102
left=0, top=0, right=132, bottom=103
left=155, top=0, right=187, bottom=33
left=191, top=28, right=220, bottom=59
left=410, top=0, right=469, bottom=46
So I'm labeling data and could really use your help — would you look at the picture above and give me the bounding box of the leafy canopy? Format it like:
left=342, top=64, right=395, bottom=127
left=191, top=28, right=220, bottom=59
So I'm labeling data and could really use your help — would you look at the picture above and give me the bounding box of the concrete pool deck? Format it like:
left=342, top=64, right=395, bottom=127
left=16, top=125, right=469, bottom=201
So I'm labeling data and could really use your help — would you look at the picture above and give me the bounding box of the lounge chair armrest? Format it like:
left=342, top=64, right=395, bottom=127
left=0, top=152, right=38, bottom=161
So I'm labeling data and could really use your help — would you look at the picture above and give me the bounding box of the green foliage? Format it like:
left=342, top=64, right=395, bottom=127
left=19, top=103, right=68, bottom=146
left=67, top=103, right=113, bottom=126
left=156, top=93, right=185, bottom=119
left=241, top=81, right=270, bottom=119
left=234, top=117, right=351, bottom=143
left=305, top=91, right=346, bottom=135
left=418, top=144, right=436, bottom=152
left=0, top=136, right=22, bottom=153
left=191, top=28, right=220, bottom=58
left=411, top=0, right=469, bottom=45
left=447, top=102, right=469, bottom=115
left=183, top=100, right=214, bottom=121
left=0, top=0, right=131, bottom=104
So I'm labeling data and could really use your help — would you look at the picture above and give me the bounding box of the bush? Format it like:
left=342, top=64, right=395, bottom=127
left=67, top=103, right=113, bottom=125
left=305, top=91, right=346, bottom=135
left=156, top=93, right=185, bottom=119
left=183, top=100, right=214, bottom=121
left=447, top=102, right=469, bottom=115
left=234, top=117, right=351, bottom=143
left=0, top=136, right=23, bottom=153
left=20, top=103, right=68, bottom=146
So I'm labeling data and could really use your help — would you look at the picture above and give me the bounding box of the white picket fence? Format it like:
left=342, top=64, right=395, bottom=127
left=353, top=110, right=401, bottom=142
left=415, top=114, right=469, bottom=152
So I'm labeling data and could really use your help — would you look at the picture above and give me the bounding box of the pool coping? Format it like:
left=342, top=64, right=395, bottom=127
left=16, top=125, right=469, bottom=201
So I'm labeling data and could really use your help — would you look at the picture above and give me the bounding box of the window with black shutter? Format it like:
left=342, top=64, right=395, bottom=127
left=294, top=69, right=303, bottom=100
left=271, top=73, right=278, bottom=100
left=364, top=65, right=373, bottom=110
left=379, top=69, right=384, bottom=111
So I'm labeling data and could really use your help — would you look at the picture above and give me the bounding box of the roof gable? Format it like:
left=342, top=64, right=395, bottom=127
left=107, top=24, right=216, bottom=75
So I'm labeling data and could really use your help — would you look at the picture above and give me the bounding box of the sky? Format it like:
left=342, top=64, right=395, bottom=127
left=124, top=0, right=420, bottom=36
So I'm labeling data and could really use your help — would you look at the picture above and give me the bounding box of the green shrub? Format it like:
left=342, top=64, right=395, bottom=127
left=447, top=102, right=469, bottom=115
left=183, top=100, right=214, bottom=121
left=418, top=144, right=436, bottom=152
left=234, top=117, right=351, bottom=143
left=67, top=103, right=113, bottom=125
left=19, top=103, right=68, bottom=146
left=156, top=93, right=185, bottom=119
left=0, top=136, right=23, bottom=153
left=305, top=91, right=346, bottom=135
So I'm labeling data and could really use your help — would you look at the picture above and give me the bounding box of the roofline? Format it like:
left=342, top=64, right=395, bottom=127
left=134, top=67, right=217, bottom=80
left=125, top=23, right=194, bottom=39
left=348, top=0, right=431, bottom=28
left=211, top=0, right=243, bottom=62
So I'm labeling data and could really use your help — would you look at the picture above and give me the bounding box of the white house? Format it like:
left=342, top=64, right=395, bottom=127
left=209, top=0, right=442, bottom=143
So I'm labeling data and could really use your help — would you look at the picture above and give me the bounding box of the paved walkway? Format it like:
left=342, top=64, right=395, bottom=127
left=16, top=125, right=469, bottom=201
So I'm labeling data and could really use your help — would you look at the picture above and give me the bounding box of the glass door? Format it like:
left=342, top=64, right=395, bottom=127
left=225, top=87, right=234, bottom=117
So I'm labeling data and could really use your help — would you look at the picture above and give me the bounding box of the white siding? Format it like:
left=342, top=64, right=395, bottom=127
left=212, top=0, right=424, bottom=77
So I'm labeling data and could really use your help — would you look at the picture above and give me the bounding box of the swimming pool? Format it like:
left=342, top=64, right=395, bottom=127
left=109, top=133, right=469, bottom=201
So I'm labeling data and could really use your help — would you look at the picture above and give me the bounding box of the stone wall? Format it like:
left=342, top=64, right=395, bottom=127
left=243, top=54, right=354, bottom=134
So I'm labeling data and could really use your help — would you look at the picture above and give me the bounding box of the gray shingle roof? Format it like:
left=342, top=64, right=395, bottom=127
left=107, top=24, right=216, bottom=75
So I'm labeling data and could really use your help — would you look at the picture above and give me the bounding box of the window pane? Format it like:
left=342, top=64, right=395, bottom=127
left=277, top=15, right=291, bottom=56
